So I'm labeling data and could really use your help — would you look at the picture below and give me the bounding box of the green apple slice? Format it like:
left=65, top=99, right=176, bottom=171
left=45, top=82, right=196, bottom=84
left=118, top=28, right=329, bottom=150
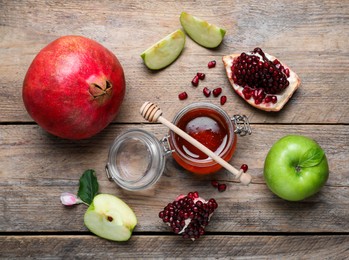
left=141, top=29, right=186, bottom=70
left=180, top=12, right=226, bottom=48
left=84, top=194, right=137, bottom=241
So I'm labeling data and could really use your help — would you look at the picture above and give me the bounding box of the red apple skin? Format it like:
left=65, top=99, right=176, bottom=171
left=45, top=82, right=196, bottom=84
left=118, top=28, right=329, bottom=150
left=22, top=35, right=126, bottom=140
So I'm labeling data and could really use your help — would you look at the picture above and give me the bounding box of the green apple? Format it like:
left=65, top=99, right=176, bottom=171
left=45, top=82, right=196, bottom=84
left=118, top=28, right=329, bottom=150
left=180, top=12, right=226, bottom=48
left=84, top=194, right=137, bottom=241
left=264, top=135, right=329, bottom=201
left=140, top=29, right=185, bottom=70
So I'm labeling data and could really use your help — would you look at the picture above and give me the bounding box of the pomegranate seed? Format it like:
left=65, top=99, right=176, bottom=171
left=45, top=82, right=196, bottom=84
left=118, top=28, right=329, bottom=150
left=159, top=211, right=164, bottom=218
left=264, top=96, right=272, bottom=103
left=284, top=68, right=290, bottom=77
left=208, top=198, right=218, bottom=209
left=231, top=48, right=289, bottom=95
left=240, top=164, right=248, bottom=173
left=212, top=87, right=222, bottom=97
left=187, top=192, right=194, bottom=199
left=191, top=75, right=199, bottom=87
left=220, top=95, right=227, bottom=105
left=197, top=72, right=205, bottom=80
left=203, top=87, right=211, bottom=97
left=196, top=200, right=203, bottom=208
left=242, top=87, right=252, bottom=100
left=199, top=227, right=205, bottom=235
left=271, top=95, right=277, bottom=104
left=257, top=61, right=264, bottom=69
left=178, top=91, right=188, bottom=100
left=265, top=95, right=277, bottom=104
left=218, top=184, right=226, bottom=192
left=273, top=59, right=280, bottom=65
left=211, top=180, right=219, bottom=188
left=208, top=60, right=216, bottom=68
left=253, top=88, right=265, bottom=100
left=253, top=47, right=264, bottom=56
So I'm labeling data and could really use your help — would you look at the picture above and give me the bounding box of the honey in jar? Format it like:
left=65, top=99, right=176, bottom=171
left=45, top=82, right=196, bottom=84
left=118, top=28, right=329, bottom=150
left=169, top=102, right=237, bottom=174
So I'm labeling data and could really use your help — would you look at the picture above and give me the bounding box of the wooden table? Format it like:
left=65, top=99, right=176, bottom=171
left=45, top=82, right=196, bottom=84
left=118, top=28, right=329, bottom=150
left=1, top=0, right=348, bottom=258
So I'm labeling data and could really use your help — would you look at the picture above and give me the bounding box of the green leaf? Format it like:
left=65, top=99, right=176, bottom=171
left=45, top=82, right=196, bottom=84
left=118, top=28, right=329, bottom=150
left=77, top=169, right=99, bottom=205
left=298, top=147, right=325, bottom=168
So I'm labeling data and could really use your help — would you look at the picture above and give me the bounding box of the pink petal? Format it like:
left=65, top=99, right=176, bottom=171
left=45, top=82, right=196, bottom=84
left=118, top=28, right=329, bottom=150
left=60, top=192, right=80, bottom=206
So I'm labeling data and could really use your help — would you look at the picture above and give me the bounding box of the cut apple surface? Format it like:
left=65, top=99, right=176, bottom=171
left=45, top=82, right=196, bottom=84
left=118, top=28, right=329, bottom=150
left=84, top=194, right=137, bottom=242
left=141, top=29, right=186, bottom=70
left=180, top=12, right=226, bottom=48
left=223, top=48, right=301, bottom=112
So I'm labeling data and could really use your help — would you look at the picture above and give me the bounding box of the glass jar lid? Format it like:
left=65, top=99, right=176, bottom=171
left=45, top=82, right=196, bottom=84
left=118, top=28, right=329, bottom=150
left=106, top=129, right=166, bottom=191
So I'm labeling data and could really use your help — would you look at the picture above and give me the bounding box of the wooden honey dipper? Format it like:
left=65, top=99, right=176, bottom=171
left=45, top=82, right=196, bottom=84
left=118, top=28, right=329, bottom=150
left=140, top=101, right=252, bottom=185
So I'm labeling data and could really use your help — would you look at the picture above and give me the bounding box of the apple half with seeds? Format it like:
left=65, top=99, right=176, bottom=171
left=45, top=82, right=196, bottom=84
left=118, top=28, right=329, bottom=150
left=84, top=194, right=137, bottom=241
left=223, top=47, right=301, bottom=112
left=180, top=12, right=226, bottom=48
left=141, top=29, right=186, bottom=70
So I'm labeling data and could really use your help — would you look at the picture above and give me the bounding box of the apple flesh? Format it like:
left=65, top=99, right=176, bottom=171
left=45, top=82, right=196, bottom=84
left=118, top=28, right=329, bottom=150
left=180, top=12, right=226, bottom=48
left=264, top=135, right=329, bottom=201
left=84, top=194, right=137, bottom=241
left=141, top=29, right=186, bottom=70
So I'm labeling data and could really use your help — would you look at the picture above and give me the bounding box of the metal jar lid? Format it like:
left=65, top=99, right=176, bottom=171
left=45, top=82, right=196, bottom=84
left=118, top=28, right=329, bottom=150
left=106, top=129, right=167, bottom=191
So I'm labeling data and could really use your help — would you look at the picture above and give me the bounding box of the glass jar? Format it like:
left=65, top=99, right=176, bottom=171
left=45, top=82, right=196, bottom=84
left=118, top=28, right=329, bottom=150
left=106, top=102, right=251, bottom=191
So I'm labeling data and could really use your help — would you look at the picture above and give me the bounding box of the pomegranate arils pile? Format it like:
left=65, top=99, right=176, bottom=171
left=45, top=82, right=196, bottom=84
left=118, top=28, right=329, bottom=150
left=232, top=47, right=291, bottom=104
left=159, top=191, right=218, bottom=240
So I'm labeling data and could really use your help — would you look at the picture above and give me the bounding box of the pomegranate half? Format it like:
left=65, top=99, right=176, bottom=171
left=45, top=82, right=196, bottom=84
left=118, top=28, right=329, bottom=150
left=23, top=35, right=126, bottom=139
left=223, top=48, right=300, bottom=112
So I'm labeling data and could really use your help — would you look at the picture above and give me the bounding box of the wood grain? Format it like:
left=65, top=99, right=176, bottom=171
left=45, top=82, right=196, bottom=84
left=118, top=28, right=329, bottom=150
left=0, top=124, right=348, bottom=233
left=0, top=0, right=348, bottom=123
left=0, top=0, right=348, bottom=258
left=1, top=235, right=349, bottom=259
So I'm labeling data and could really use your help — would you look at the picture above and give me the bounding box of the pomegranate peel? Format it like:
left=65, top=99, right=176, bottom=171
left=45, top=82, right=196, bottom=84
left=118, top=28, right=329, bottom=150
left=223, top=49, right=301, bottom=112
left=22, top=35, right=125, bottom=140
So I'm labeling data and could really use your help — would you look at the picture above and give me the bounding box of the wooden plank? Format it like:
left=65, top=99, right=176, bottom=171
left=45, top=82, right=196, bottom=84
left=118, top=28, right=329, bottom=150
left=1, top=0, right=349, bottom=258
left=0, top=0, right=348, bottom=123
left=1, top=124, right=348, bottom=232
left=1, top=235, right=348, bottom=259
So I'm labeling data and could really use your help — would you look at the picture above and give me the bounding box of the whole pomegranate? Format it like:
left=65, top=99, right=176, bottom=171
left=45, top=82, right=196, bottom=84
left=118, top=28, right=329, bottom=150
left=23, top=35, right=126, bottom=139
